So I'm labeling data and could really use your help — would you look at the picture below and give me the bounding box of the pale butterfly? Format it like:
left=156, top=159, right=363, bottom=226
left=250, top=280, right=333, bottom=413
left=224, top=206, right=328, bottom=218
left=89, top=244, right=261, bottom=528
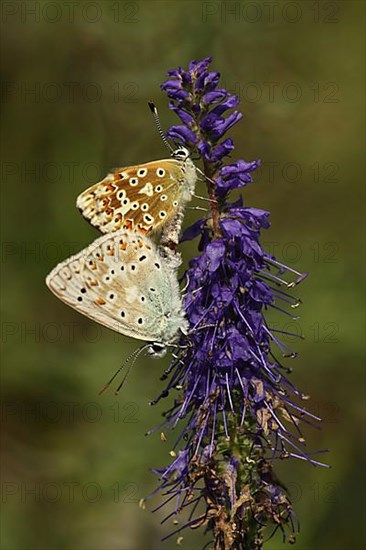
left=46, top=229, right=188, bottom=362
left=76, top=104, right=197, bottom=236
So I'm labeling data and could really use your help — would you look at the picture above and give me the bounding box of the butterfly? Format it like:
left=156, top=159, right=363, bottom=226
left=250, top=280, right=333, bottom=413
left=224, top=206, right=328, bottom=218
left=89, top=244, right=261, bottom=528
left=76, top=147, right=197, bottom=236
left=46, top=229, right=188, bottom=358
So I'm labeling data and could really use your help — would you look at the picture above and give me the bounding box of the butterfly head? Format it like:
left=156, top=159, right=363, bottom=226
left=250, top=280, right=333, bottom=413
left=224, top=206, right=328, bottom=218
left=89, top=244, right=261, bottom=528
left=171, top=147, right=190, bottom=162
left=147, top=342, right=167, bottom=358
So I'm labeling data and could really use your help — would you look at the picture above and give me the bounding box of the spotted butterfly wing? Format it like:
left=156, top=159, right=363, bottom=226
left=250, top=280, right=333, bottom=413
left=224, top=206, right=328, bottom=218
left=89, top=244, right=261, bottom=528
left=76, top=154, right=197, bottom=235
left=46, top=230, right=188, bottom=345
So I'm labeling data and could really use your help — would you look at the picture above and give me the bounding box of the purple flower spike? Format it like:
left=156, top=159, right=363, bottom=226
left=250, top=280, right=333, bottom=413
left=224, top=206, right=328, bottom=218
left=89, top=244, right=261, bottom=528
left=165, top=125, right=198, bottom=146
left=150, top=57, right=326, bottom=549
left=216, top=159, right=261, bottom=193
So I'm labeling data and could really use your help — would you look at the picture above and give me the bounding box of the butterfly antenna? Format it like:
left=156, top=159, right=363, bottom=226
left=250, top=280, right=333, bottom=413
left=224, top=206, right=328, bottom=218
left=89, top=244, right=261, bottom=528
left=148, top=101, right=174, bottom=153
left=114, top=344, right=149, bottom=395
left=98, top=346, right=143, bottom=395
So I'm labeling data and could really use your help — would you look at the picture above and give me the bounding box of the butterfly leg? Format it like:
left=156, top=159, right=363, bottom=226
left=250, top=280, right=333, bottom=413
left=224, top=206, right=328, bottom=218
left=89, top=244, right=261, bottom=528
left=196, top=166, right=218, bottom=187
left=180, top=273, right=190, bottom=293
left=186, top=206, right=209, bottom=212
left=192, top=191, right=217, bottom=204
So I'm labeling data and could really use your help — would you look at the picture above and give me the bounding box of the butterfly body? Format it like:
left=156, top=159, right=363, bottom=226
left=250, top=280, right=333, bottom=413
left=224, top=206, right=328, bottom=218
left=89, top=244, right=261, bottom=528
left=76, top=148, right=197, bottom=235
left=46, top=230, right=188, bottom=356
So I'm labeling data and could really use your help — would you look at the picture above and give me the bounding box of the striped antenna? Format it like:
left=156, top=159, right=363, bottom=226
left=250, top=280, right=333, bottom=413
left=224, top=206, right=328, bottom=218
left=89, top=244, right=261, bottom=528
left=148, top=101, right=174, bottom=153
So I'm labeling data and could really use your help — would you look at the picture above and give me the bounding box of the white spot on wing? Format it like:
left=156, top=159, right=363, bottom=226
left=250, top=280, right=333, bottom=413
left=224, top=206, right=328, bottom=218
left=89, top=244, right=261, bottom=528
left=125, top=286, right=139, bottom=304
left=139, top=182, right=154, bottom=196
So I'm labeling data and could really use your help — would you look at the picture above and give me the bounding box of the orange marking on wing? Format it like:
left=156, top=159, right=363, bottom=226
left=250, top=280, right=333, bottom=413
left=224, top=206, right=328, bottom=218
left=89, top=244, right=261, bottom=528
left=136, top=223, right=153, bottom=235
left=95, top=298, right=106, bottom=305
left=119, top=241, right=127, bottom=251
left=123, top=219, right=133, bottom=231
left=105, top=183, right=116, bottom=191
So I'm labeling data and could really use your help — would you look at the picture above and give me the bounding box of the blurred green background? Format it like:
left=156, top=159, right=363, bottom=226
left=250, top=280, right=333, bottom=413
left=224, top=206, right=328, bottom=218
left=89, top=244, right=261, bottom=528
left=1, top=1, right=365, bottom=549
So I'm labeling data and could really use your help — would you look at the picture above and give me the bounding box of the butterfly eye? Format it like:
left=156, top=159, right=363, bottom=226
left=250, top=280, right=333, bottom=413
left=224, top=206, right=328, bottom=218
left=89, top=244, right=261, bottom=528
left=117, top=190, right=126, bottom=200
left=156, top=168, right=165, bottom=177
left=159, top=211, right=167, bottom=219
left=160, top=195, right=167, bottom=202
left=172, top=147, right=189, bottom=161
left=155, top=185, right=163, bottom=193
left=137, top=318, right=144, bottom=325
left=130, top=264, right=136, bottom=271
left=151, top=343, right=165, bottom=354
left=141, top=203, right=149, bottom=211
left=129, top=177, right=139, bottom=186
left=137, top=168, right=147, bottom=177
left=140, top=296, right=145, bottom=302
left=173, top=201, right=178, bottom=207
left=131, top=202, right=139, bottom=210
left=120, top=311, right=126, bottom=318
left=109, top=293, right=115, bottom=300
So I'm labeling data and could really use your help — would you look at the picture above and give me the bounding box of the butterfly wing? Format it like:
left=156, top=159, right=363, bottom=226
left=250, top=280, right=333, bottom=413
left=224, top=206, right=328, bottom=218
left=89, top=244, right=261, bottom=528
left=76, top=159, right=195, bottom=234
left=46, top=230, right=186, bottom=344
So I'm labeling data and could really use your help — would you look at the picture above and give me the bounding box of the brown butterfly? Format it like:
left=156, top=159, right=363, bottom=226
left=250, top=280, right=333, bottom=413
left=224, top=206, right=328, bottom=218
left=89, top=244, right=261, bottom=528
left=76, top=147, right=197, bottom=235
